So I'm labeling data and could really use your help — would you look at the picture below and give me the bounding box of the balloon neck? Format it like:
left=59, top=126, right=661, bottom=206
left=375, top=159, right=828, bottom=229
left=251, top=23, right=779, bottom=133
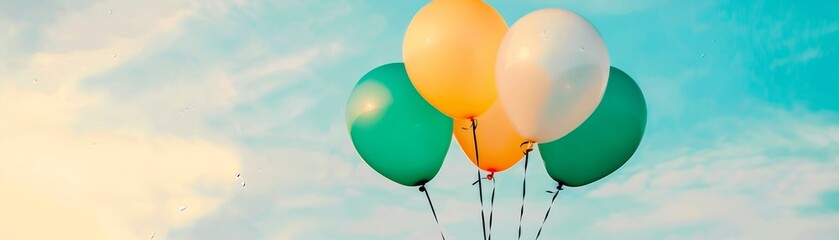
left=416, top=179, right=430, bottom=186
left=520, top=141, right=535, bottom=153
left=521, top=141, right=534, bottom=153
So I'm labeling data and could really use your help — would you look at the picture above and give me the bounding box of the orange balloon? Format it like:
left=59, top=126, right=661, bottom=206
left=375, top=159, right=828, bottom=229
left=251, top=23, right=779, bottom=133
left=403, top=0, right=507, bottom=119
left=454, top=102, right=526, bottom=173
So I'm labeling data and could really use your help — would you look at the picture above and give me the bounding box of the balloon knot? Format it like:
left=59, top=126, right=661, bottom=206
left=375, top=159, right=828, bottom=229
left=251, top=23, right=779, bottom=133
left=419, top=185, right=427, bottom=192
left=486, top=172, right=494, bottom=181
left=521, top=141, right=535, bottom=153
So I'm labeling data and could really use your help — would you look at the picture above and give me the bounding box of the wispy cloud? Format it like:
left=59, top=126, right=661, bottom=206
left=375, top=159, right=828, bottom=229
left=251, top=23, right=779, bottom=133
left=3, top=1, right=837, bottom=239
left=345, top=206, right=436, bottom=236
left=0, top=0, right=245, bottom=239
left=587, top=108, right=839, bottom=239
left=0, top=81, right=242, bottom=239
left=230, top=40, right=347, bottom=104
left=555, top=0, right=668, bottom=15
left=770, top=47, right=822, bottom=68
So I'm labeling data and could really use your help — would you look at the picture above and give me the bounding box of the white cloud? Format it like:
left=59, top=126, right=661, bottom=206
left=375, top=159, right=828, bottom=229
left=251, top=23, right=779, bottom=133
left=770, top=47, right=822, bottom=69
left=636, top=68, right=710, bottom=120
left=41, top=1, right=196, bottom=51
left=85, top=39, right=349, bottom=138
left=587, top=108, right=839, bottom=239
left=0, top=0, right=246, bottom=239
left=237, top=46, right=320, bottom=80
left=345, top=205, right=440, bottom=237
left=277, top=194, right=343, bottom=210
left=0, top=81, right=242, bottom=239
left=226, top=39, right=349, bottom=105
left=336, top=145, right=573, bottom=240
left=260, top=216, right=320, bottom=240
left=4, top=0, right=201, bottom=88
left=556, top=0, right=667, bottom=16
left=588, top=171, right=650, bottom=198
left=236, top=39, right=345, bottom=79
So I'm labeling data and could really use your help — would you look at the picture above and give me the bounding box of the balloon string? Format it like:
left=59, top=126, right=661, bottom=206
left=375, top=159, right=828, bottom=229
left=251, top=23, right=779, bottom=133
left=487, top=174, right=496, bottom=240
left=471, top=118, right=488, bottom=240
left=535, top=184, right=563, bottom=240
left=420, top=185, right=446, bottom=240
left=518, top=142, right=532, bottom=240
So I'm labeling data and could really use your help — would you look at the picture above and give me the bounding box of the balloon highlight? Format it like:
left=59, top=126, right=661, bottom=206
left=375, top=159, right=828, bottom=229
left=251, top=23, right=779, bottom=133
left=346, top=63, right=453, bottom=186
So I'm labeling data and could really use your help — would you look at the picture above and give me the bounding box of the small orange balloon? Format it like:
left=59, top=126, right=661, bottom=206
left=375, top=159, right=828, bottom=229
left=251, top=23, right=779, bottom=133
left=454, top=102, right=526, bottom=173
left=403, top=0, right=508, bottom=119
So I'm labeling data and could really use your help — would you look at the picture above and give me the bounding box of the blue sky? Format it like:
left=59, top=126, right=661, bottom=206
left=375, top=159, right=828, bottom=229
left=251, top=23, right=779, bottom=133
left=0, top=0, right=838, bottom=239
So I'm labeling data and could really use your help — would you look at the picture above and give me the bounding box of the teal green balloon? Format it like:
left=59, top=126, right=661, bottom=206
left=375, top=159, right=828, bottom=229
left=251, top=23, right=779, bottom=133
left=346, top=63, right=453, bottom=186
left=538, top=67, right=647, bottom=187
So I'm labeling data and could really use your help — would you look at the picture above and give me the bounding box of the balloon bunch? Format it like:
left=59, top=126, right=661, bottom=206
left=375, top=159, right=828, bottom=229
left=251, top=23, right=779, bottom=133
left=346, top=1, right=647, bottom=239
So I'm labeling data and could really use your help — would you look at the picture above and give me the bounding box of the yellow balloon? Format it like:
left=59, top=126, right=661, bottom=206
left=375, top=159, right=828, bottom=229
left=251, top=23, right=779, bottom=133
left=403, top=0, right=507, bottom=119
left=454, top=102, right=525, bottom=173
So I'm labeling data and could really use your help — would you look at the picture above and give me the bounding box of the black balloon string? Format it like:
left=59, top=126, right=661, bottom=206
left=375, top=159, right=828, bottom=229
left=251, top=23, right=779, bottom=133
left=487, top=173, right=496, bottom=240
left=419, top=185, right=446, bottom=240
left=535, top=184, right=564, bottom=240
left=471, top=118, right=488, bottom=240
left=517, top=141, right=532, bottom=240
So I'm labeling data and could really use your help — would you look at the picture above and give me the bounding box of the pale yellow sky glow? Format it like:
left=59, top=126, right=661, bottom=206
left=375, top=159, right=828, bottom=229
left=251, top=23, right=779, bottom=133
left=0, top=52, right=241, bottom=240
left=2, top=0, right=838, bottom=239
left=0, top=1, right=243, bottom=239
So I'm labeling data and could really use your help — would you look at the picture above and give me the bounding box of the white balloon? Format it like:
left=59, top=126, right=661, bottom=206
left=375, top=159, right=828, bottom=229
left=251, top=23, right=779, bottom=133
left=495, top=8, right=609, bottom=143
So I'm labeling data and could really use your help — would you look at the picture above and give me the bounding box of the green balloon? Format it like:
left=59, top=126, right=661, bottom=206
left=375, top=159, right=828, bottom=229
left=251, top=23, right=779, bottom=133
left=538, top=67, right=647, bottom=187
left=346, top=63, right=453, bottom=186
